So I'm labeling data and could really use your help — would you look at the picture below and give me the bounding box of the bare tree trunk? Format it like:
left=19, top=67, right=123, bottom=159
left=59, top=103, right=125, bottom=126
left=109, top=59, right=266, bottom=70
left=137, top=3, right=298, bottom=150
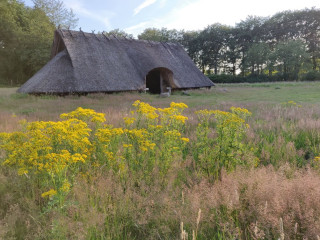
left=312, top=55, right=317, bottom=70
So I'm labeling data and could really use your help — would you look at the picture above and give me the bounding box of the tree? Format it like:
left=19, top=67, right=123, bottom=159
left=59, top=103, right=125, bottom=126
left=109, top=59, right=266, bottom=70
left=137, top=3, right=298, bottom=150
left=264, top=9, right=320, bottom=71
left=138, top=28, right=167, bottom=41
left=235, top=16, right=267, bottom=76
left=294, top=8, right=320, bottom=70
left=199, top=23, right=229, bottom=74
left=32, top=0, right=78, bottom=29
left=224, top=28, right=241, bottom=75
left=246, top=42, right=270, bottom=74
left=102, top=29, right=133, bottom=38
left=181, top=30, right=205, bottom=71
left=271, top=40, right=310, bottom=80
left=138, top=27, right=182, bottom=42
left=0, top=0, right=55, bottom=85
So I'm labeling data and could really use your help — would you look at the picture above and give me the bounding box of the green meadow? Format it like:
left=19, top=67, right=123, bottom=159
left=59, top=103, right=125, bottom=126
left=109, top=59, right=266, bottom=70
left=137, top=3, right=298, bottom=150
left=1, top=81, right=320, bottom=116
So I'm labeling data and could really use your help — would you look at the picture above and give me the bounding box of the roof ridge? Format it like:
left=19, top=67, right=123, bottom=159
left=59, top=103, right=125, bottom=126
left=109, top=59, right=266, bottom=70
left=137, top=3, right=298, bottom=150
left=58, top=29, right=181, bottom=46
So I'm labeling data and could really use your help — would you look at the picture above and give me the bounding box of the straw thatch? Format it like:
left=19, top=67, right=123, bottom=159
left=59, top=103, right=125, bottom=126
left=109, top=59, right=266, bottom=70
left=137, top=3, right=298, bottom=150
left=18, top=29, right=214, bottom=94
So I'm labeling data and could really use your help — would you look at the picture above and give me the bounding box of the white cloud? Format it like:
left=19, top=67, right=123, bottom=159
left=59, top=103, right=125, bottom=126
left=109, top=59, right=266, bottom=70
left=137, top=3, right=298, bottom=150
left=125, top=20, right=163, bottom=37
left=64, top=0, right=320, bottom=35
left=64, top=0, right=114, bottom=28
left=133, top=0, right=158, bottom=16
left=163, top=0, right=320, bottom=30
left=159, top=0, right=168, bottom=8
left=124, top=21, right=150, bottom=32
left=127, top=0, right=320, bottom=36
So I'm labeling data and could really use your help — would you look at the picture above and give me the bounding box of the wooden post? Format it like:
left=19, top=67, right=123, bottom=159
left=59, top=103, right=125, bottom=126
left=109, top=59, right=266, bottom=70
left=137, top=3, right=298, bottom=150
left=160, top=71, right=163, bottom=93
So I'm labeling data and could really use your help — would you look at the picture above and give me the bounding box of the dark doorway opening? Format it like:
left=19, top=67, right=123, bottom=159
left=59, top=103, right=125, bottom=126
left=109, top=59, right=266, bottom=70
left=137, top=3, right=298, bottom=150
left=145, top=67, right=175, bottom=94
left=146, top=70, right=161, bottom=94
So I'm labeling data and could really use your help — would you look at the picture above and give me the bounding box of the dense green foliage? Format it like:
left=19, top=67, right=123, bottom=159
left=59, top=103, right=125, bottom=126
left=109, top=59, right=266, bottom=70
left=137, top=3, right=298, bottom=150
left=0, top=0, right=55, bottom=85
left=208, top=72, right=320, bottom=83
left=99, top=28, right=134, bottom=39
left=32, top=0, right=78, bottom=29
left=0, top=0, right=77, bottom=86
left=138, top=27, right=183, bottom=42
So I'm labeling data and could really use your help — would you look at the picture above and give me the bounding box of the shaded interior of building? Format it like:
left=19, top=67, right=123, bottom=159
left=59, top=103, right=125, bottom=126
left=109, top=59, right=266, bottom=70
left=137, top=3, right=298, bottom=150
left=146, top=68, right=175, bottom=94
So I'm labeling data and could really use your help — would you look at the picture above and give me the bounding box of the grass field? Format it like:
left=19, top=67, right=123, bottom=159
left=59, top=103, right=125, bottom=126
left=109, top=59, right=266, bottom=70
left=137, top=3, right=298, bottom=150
left=1, top=82, right=320, bottom=239
left=1, top=81, right=320, bottom=129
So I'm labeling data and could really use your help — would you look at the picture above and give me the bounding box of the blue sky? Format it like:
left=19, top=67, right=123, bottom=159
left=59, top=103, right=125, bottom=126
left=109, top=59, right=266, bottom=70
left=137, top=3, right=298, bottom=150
left=24, top=0, right=320, bottom=37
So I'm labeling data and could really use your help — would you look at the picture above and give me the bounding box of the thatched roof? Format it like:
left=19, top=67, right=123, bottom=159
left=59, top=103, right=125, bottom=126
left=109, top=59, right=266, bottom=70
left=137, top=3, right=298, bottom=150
left=18, top=29, right=214, bottom=94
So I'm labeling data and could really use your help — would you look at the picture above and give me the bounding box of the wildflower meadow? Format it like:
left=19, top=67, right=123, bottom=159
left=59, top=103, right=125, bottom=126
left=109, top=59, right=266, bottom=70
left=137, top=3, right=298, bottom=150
left=1, top=83, right=320, bottom=239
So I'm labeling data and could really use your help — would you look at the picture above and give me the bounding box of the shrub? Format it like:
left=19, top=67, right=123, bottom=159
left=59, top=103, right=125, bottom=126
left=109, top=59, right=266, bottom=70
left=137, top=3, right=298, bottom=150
left=301, top=70, right=320, bottom=81
left=194, top=107, right=256, bottom=180
left=207, top=73, right=294, bottom=83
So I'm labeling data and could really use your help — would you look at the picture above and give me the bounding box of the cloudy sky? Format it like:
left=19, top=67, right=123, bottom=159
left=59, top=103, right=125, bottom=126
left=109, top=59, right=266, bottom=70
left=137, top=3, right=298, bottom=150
left=24, top=0, right=320, bottom=36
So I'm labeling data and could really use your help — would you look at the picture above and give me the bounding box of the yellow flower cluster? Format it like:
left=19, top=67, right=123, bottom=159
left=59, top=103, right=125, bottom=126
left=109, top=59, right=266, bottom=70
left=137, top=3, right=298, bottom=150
left=133, top=100, right=158, bottom=120
left=196, top=107, right=251, bottom=128
left=124, top=117, right=136, bottom=126
left=281, top=100, right=302, bottom=108
left=131, top=100, right=189, bottom=127
left=164, top=130, right=181, bottom=138
left=195, top=106, right=252, bottom=179
left=181, top=137, right=190, bottom=143
left=44, top=151, right=86, bottom=175
left=95, top=127, right=124, bottom=143
left=60, top=107, right=106, bottom=123
left=1, top=119, right=90, bottom=175
left=170, top=115, right=188, bottom=124
left=0, top=117, right=92, bottom=205
left=125, top=128, right=155, bottom=152
left=170, top=102, right=188, bottom=109
left=0, top=101, right=253, bottom=205
left=60, top=180, right=71, bottom=193
left=41, top=189, right=57, bottom=198
left=195, top=109, right=214, bottom=123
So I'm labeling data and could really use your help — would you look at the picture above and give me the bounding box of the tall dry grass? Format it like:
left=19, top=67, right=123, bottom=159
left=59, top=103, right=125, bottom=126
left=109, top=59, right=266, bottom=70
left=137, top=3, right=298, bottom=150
left=2, top=165, right=320, bottom=239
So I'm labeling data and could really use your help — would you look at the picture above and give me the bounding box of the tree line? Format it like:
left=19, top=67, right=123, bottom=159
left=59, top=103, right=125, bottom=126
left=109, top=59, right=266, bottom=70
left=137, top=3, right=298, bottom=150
left=0, top=0, right=319, bottom=85
left=137, top=8, right=320, bottom=81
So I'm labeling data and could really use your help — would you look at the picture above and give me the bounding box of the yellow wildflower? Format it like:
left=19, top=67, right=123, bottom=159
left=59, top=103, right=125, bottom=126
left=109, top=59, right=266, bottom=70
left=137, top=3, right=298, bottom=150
left=140, top=146, right=148, bottom=152
left=170, top=102, right=188, bottom=109
left=60, top=107, right=106, bottom=123
left=315, top=156, right=320, bottom=161
left=171, top=115, right=188, bottom=124
left=60, top=181, right=71, bottom=193
left=18, top=168, right=28, bottom=176
left=41, top=189, right=57, bottom=198
left=112, top=128, right=124, bottom=136
left=181, top=137, right=190, bottom=143
left=124, top=117, right=135, bottom=125
left=132, top=101, right=159, bottom=119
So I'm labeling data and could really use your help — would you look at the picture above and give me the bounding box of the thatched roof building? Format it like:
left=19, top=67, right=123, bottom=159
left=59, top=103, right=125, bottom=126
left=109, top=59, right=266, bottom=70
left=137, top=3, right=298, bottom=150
left=18, top=29, right=214, bottom=94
